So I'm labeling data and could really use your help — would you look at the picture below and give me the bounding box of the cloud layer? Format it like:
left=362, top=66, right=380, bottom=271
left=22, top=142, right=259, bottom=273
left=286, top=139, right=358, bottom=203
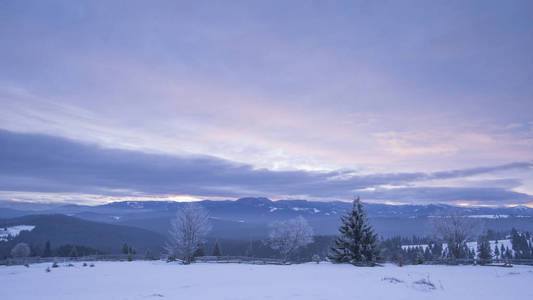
left=1, top=1, right=532, bottom=205
left=1, top=130, right=531, bottom=205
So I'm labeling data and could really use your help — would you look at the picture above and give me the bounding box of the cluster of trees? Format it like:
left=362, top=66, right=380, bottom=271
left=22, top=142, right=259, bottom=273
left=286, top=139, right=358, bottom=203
left=165, top=198, right=378, bottom=265
left=380, top=226, right=532, bottom=265
left=164, top=203, right=317, bottom=264
left=6, top=198, right=532, bottom=266
left=163, top=198, right=533, bottom=266
left=510, top=228, right=533, bottom=259
left=121, top=243, right=137, bottom=255
left=6, top=241, right=104, bottom=259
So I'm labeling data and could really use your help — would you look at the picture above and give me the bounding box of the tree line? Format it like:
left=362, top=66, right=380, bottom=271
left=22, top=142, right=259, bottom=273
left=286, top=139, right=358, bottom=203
left=4, top=198, right=533, bottom=266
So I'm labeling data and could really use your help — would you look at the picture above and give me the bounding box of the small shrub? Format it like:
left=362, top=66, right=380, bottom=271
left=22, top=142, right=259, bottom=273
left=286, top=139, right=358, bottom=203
left=383, top=277, right=404, bottom=284
left=45, top=267, right=51, bottom=273
left=24, top=264, right=29, bottom=268
left=89, top=263, right=95, bottom=267
left=312, top=254, right=321, bottom=264
left=83, top=262, right=87, bottom=267
left=52, top=262, right=59, bottom=268
left=413, top=278, right=436, bottom=290
left=67, top=263, right=74, bottom=267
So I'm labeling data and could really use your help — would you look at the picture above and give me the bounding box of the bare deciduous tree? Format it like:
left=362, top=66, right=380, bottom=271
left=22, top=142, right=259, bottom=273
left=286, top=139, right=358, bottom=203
left=267, top=216, right=314, bottom=263
left=11, top=242, right=31, bottom=258
left=433, top=215, right=477, bottom=261
left=164, top=203, right=211, bottom=264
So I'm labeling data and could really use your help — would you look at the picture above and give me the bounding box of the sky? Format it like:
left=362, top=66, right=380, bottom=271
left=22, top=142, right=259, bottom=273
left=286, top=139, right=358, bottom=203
left=0, top=0, right=532, bottom=206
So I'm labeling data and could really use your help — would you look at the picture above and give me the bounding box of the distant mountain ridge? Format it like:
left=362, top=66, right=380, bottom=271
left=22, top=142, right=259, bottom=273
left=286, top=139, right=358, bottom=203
left=2, top=197, right=533, bottom=222
left=10, top=197, right=529, bottom=215
left=1, top=198, right=532, bottom=238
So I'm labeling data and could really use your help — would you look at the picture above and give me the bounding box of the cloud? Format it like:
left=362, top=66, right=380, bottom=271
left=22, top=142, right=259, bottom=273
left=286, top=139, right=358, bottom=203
left=358, top=186, right=532, bottom=205
left=1, top=129, right=531, bottom=205
left=2, top=0, right=533, bottom=175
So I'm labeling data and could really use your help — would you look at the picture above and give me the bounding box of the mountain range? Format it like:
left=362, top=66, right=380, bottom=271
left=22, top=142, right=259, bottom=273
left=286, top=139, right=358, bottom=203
left=1, top=197, right=532, bottom=240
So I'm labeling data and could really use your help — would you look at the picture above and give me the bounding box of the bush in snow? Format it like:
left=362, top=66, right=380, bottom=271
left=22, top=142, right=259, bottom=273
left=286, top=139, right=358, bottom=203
left=312, top=254, right=321, bottom=264
left=413, top=277, right=436, bottom=291
left=328, top=197, right=379, bottom=265
left=11, top=242, right=31, bottom=258
left=267, top=216, right=314, bottom=263
left=382, top=277, right=403, bottom=284
left=164, top=203, right=211, bottom=264
left=52, top=262, right=59, bottom=268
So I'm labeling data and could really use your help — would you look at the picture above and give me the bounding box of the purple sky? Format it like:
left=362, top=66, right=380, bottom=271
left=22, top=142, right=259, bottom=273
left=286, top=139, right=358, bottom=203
left=0, top=1, right=532, bottom=206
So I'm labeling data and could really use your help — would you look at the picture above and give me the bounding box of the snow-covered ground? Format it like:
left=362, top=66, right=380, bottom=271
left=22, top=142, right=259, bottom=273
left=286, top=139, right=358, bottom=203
left=0, top=225, right=35, bottom=242
left=1, top=261, right=532, bottom=300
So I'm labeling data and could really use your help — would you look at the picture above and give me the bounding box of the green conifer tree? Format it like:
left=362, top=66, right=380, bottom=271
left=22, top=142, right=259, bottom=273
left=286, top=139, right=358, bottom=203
left=69, top=245, right=78, bottom=258
left=477, top=235, right=492, bottom=264
left=212, top=241, right=222, bottom=256
left=328, top=197, right=379, bottom=265
left=43, top=240, right=52, bottom=257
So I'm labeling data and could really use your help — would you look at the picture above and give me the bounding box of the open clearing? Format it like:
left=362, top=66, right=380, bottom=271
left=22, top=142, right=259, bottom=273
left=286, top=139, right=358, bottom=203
left=1, top=261, right=532, bottom=300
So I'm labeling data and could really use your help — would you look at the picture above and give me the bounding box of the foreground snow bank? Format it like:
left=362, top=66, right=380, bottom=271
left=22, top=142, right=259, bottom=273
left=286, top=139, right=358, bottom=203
left=1, top=261, right=532, bottom=300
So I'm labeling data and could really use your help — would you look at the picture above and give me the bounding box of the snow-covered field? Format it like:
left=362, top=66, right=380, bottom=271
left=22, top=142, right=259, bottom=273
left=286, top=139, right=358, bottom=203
left=1, top=261, right=532, bottom=300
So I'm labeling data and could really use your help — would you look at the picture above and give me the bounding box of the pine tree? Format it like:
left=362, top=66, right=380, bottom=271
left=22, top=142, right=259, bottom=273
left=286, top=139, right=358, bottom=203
left=212, top=241, right=222, bottom=256
left=43, top=240, right=52, bottom=257
left=69, top=246, right=78, bottom=258
left=468, top=247, right=475, bottom=260
left=477, top=235, right=492, bottom=264
left=432, top=242, right=443, bottom=260
left=122, top=243, right=129, bottom=254
left=245, top=239, right=254, bottom=257
left=328, top=197, right=379, bottom=265
left=505, top=246, right=512, bottom=259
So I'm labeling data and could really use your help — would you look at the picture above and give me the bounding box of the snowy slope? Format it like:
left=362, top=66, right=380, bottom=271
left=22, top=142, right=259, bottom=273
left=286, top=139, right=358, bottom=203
left=0, top=225, right=35, bottom=242
left=1, top=261, right=532, bottom=300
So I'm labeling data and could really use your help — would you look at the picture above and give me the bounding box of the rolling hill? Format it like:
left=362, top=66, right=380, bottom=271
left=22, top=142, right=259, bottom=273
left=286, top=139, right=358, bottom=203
left=0, top=214, right=164, bottom=258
